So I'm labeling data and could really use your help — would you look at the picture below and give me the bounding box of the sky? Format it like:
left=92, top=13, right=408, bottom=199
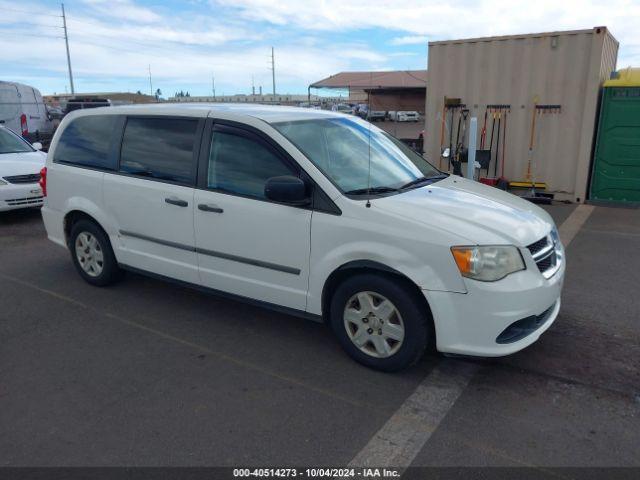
left=1, top=0, right=639, bottom=97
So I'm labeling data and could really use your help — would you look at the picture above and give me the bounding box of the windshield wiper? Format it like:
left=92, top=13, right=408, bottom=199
left=346, top=186, right=399, bottom=196
left=400, top=174, right=448, bottom=190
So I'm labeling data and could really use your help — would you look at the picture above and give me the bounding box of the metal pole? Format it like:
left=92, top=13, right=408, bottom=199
left=212, top=75, right=216, bottom=100
left=467, top=117, right=477, bottom=180
left=148, top=65, right=153, bottom=96
left=271, top=47, right=276, bottom=97
left=61, top=3, right=75, bottom=94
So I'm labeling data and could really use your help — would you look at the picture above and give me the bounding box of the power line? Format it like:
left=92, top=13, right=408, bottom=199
left=1, top=6, right=61, bottom=17
left=78, top=39, right=168, bottom=58
left=64, top=22, right=179, bottom=53
left=0, top=29, right=64, bottom=39
left=0, top=21, right=64, bottom=29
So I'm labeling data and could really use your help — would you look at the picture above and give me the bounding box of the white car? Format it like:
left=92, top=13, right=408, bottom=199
left=397, top=111, right=420, bottom=122
left=0, top=126, right=46, bottom=211
left=40, top=104, right=564, bottom=371
left=331, top=103, right=353, bottom=115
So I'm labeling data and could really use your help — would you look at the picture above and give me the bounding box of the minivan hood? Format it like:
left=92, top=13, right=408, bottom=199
left=0, top=151, right=46, bottom=177
left=375, top=176, right=554, bottom=246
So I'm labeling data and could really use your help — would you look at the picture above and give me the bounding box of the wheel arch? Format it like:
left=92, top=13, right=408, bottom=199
left=321, top=260, right=433, bottom=325
left=63, top=209, right=108, bottom=247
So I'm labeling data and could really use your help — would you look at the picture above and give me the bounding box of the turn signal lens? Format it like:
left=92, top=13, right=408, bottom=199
left=452, top=248, right=474, bottom=274
left=451, top=245, right=525, bottom=282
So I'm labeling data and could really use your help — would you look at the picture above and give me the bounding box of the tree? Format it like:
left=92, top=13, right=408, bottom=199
left=136, top=90, right=142, bottom=95
left=155, top=88, right=162, bottom=100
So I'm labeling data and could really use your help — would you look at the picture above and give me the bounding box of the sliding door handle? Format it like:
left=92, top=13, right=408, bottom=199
left=198, top=203, right=224, bottom=213
left=165, top=197, right=188, bottom=207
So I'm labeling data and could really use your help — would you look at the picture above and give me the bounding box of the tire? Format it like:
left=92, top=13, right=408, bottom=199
left=69, top=219, right=121, bottom=286
left=329, top=273, right=431, bottom=371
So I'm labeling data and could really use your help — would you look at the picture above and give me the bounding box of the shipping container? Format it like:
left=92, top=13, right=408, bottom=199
left=425, top=27, right=618, bottom=202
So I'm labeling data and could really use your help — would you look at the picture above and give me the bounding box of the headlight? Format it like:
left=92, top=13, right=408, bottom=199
left=451, top=245, right=525, bottom=282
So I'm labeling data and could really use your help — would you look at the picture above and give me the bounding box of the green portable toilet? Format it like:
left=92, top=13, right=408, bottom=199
left=590, top=68, right=640, bottom=203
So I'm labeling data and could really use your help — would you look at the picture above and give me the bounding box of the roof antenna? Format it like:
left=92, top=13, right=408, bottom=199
left=366, top=71, right=372, bottom=208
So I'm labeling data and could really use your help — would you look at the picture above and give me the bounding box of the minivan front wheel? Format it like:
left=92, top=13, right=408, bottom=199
left=330, top=274, right=430, bottom=371
left=69, top=219, right=121, bottom=286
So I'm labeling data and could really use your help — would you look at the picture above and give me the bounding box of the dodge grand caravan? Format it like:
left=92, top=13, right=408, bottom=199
left=41, top=104, right=565, bottom=371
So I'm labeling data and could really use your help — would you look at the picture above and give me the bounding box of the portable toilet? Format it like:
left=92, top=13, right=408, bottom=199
left=590, top=68, right=640, bottom=203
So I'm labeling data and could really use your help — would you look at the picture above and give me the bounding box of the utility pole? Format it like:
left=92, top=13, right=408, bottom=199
left=148, top=64, right=153, bottom=96
left=252, top=75, right=255, bottom=96
left=212, top=75, right=216, bottom=100
left=61, top=3, right=75, bottom=94
left=271, top=47, right=276, bottom=98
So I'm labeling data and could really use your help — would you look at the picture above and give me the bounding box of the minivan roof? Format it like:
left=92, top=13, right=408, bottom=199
left=65, top=102, right=350, bottom=124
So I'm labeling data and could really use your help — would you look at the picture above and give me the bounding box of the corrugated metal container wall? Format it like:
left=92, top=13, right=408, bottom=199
left=425, top=27, right=618, bottom=202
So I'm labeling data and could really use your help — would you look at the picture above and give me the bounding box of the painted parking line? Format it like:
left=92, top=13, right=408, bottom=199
left=0, top=271, right=381, bottom=412
left=348, top=360, right=479, bottom=468
left=349, top=205, right=597, bottom=470
left=558, top=204, right=595, bottom=247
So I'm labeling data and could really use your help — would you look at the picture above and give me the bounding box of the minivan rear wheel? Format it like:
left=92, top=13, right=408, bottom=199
left=69, top=219, right=121, bottom=286
left=329, top=274, right=430, bottom=371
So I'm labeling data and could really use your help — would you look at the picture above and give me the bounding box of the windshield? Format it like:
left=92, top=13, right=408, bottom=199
left=273, top=117, right=442, bottom=194
left=0, top=128, right=34, bottom=154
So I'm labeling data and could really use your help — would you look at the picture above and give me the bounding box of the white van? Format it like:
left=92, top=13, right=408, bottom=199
left=0, top=81, right=54, bottom=147
left=40, top=104, right=564, bottom=371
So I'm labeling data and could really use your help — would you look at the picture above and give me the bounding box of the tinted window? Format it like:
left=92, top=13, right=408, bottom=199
left=208, top=128, right=295, bottom=199
left=54, top=115, right=120, bottom=169
left=120, top=117, right=198, bottom=184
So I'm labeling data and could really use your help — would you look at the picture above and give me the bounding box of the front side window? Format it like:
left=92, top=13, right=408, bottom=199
left=273, top=117, right=442, bottom=194
left=207, top=127, right=295, bottom=199
left=54, top=115, right=120, bottom=169
left=120, top=117, right=198, bottom=184
left=0, top=127, right=33, bottom=154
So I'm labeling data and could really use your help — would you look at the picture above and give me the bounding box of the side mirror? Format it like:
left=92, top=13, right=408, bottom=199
left=32, top=142, right=43, bottom=151
left=264, top=175, right=310, bottom=206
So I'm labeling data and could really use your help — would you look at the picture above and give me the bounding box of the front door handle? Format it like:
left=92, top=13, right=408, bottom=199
left=165, top=197, right=188, bottom=207
left=198, top=203, right=223, bottom=213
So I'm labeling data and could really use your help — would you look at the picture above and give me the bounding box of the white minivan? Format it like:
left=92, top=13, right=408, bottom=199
left=0, top=81, right=54, bottom=147
left=41, top=104, right=564, bottom=371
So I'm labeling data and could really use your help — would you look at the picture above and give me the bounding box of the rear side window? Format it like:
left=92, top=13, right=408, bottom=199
left=54, top=115, right=120, bottom=169
left=207, top=127, right=295, bottom=199
left=120, top=117, right=198, bottom=184
left=0, top=85, right=20, bottom=121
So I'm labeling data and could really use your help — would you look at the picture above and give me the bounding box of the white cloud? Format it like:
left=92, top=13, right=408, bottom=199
left=214, top=0, right=640, bottom=65
left=1, top=0, right=639, bottom=95
left=81, top=0, right=162, bottom=24
left=391, top=36, right=428, bottom=46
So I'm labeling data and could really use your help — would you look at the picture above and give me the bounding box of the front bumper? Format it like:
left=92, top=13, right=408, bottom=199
left=424, top=253, right=565, bottom=357
left=0, top=183, right=44, bottom=211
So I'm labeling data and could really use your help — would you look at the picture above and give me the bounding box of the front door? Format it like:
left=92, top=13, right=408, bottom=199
left=194, top=122, right=311, bottom=310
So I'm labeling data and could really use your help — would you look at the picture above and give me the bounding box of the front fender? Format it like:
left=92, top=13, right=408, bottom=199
left=306, top=239, right=467, bottom=316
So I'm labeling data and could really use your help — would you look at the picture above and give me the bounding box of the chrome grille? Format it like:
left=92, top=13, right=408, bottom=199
left=527, top=232, right=562, bottom=279
left=3, top=173, right=41, bottom=184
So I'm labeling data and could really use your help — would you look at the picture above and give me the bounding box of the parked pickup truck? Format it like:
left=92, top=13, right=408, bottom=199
left=367, top=110, right=386, bottom=122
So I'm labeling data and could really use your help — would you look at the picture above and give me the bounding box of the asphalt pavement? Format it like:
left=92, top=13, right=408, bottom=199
left=0, top=203, right=638, bottom=469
